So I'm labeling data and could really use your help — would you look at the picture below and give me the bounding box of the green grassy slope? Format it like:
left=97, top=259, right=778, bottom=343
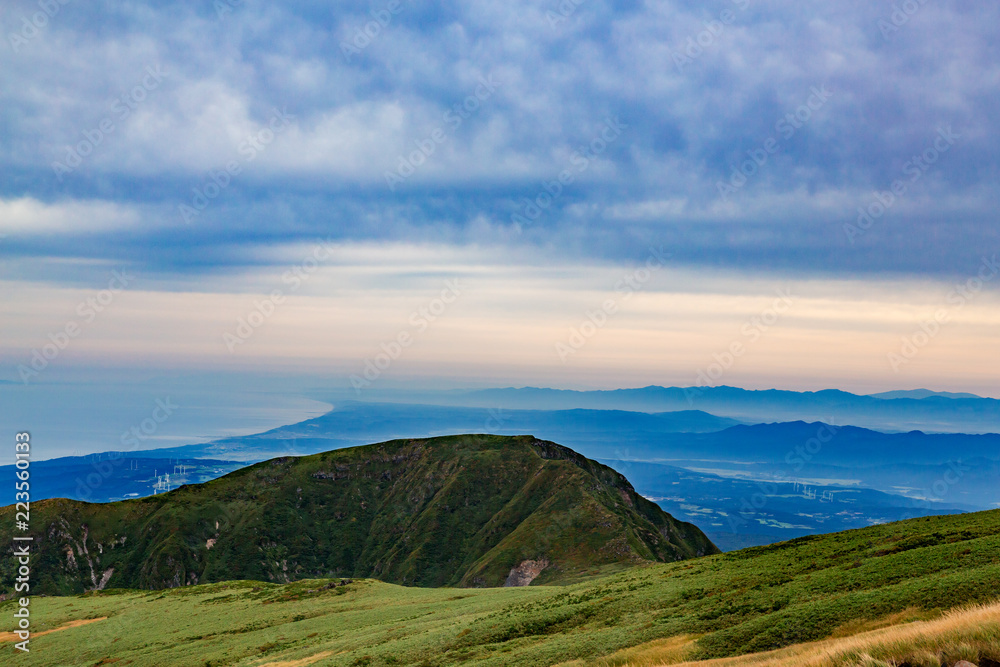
left=4, top=509, right=999, bottom=666
left=0, top=435, right=717, bottom=593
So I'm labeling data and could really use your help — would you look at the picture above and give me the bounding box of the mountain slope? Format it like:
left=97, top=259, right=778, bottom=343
left=0, top=434, right=718, bottom=593
left=6, top=509, right=1000, bottom=666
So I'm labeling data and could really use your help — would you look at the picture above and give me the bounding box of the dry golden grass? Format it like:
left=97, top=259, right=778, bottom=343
left=256, top=650, right=334, bottom=667
left=0, top=616, right=107, bottom=643
left=578, top=635, right=699, bottom=667
left=591, top=601, right=1000, bottom=667
left=825, top=608, right=938, bottom=639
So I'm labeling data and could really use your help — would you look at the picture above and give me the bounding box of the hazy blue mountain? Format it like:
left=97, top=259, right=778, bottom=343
left=19, top=402, right=999, bottom=514
left=8, top=403, right=743, bottom=502
left=111, top=402, right=743, bottom=462
left=868, top=389, right=983, bottom=400
left=634, top=421, right=1000, bottom=466
left=390, top=385, right=1000, bottom=434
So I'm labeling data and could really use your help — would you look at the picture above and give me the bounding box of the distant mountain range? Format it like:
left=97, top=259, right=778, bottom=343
left=145, top=403, right=998, bottom=507
left=868, top=389, right=983, bottom=400
left=1, top=436, right=717, bottom=594
left=12, top=401, right=998, bottom=513
left=363, top=385, right=1000, bottom=434
left=79, top=402, right=743, bottom=462
left=9, top=389, right=996, bottom=558
left=616, top=420, right=1000, bottom=467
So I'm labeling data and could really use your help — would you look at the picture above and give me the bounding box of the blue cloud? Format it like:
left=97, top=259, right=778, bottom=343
left=0, top=0, right=997, bottom=281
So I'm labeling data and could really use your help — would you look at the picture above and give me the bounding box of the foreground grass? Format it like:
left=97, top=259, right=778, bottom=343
left=594, top=601, right=1000, bottom=667
left=2, top=510, right=1000, bottom=666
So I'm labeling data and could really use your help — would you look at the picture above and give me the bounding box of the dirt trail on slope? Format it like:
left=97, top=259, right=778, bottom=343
left=257, top=651, right=335, bottom=667
left=0, top=616, right=108, bottom=642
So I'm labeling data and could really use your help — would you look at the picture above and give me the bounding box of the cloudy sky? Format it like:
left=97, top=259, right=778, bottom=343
left=2, top=0, right=998, bottom=397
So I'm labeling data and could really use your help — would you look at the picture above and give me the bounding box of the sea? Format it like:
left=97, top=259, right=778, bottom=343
left=0, top=368, right=332, bottom=460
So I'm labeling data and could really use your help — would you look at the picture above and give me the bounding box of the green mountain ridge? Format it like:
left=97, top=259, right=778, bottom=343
left=0, top=434, right=718, bottom=594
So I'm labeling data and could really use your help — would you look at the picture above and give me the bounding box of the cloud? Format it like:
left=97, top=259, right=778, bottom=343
left=3, top=249, right=999, bottom=396
left=0, top=0, right=997, bottom=279
left=0, top=198, right=139, bottom=235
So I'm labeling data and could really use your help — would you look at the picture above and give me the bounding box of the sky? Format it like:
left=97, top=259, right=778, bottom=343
left=1, top=0, right=999, bottom=399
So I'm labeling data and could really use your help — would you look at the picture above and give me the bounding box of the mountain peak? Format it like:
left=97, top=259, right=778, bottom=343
left=3, top=434, right=718, bottom=593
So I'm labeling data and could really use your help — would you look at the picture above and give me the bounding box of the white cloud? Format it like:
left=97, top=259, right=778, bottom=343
left=0, top=198, right=140, bottom=235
